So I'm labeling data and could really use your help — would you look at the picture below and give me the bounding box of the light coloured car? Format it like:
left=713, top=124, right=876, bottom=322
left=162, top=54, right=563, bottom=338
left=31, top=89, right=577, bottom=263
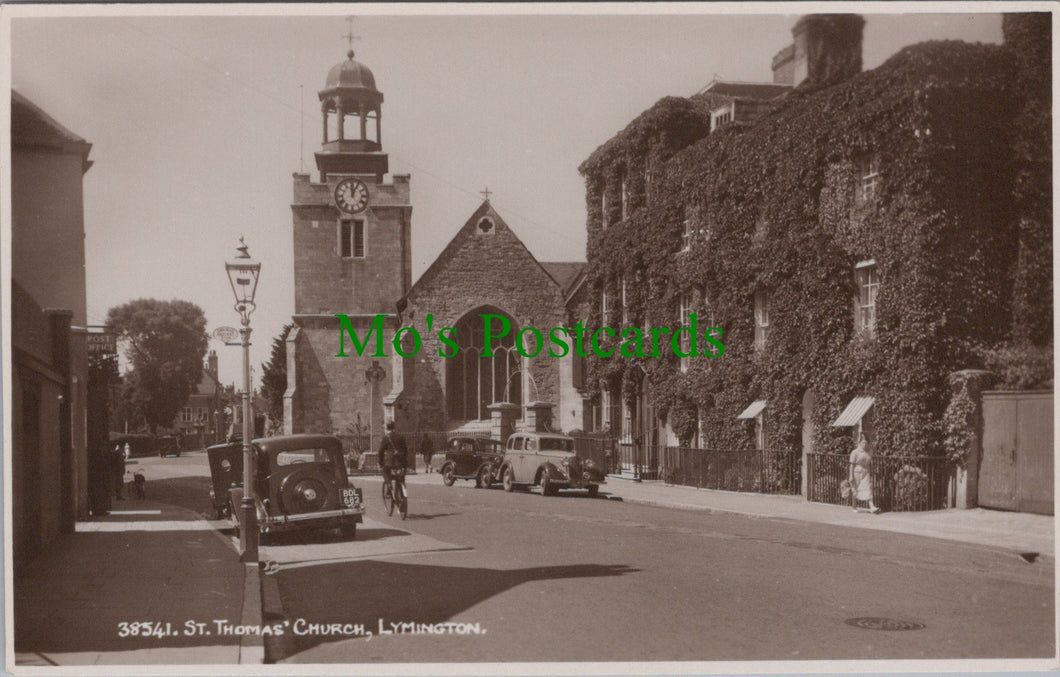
left=499, top=431, right=606, bottom=497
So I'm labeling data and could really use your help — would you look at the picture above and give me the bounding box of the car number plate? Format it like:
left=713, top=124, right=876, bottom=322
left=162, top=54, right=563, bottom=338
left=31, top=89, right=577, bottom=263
left=342, top=488, right=360, bottom=508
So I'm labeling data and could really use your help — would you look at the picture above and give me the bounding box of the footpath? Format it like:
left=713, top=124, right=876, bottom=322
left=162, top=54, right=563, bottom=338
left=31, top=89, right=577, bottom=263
left=12, top=490, right=260, bottom=667
left=406, top=463, right=1054, bottom=560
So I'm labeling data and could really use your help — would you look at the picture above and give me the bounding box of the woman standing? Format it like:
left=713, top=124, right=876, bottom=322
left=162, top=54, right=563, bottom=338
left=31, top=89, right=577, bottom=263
left=849, top=434, right=880, bottom=513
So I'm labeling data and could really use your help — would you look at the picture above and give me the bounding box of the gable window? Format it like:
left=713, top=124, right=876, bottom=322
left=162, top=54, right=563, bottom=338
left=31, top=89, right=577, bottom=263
left=476, top=216, right=495, bottom=235
left=856, top=154, right=880, bottom=205
left=754, top=291, right=770, bottom=352
left=340, top=219, right=365, bottom=258
left=855, top=260, right=878, bottom=337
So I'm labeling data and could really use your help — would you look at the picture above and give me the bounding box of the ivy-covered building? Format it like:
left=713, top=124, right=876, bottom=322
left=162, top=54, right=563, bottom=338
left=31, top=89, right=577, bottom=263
left=577, top=14, right=1051, bottom=489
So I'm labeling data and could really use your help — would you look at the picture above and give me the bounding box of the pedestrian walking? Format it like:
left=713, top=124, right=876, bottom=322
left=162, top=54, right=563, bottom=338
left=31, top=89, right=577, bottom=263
left=111, top=443, right=126, bottom=500
left=848, top=433, right=879, bottom=513
left=422, top=438, right=433, bottom=474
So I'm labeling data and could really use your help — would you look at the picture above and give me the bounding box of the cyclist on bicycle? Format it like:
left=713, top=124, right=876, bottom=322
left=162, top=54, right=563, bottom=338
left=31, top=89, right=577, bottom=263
left=378, top=420, right=408, bottom=498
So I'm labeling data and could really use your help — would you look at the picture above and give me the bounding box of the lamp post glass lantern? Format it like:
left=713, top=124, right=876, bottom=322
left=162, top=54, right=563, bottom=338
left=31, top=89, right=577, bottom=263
left=225, top=237, right=261, bottom=563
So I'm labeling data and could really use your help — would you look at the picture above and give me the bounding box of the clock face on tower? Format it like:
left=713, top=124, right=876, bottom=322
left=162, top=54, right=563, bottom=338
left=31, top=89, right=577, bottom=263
left=334, top=178, right=369, bottom=214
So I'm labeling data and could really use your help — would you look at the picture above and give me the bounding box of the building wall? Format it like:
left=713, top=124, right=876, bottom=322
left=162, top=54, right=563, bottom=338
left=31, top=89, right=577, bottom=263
left=291, top=173, right=411, bottom=315
left=12, top=106, right=92, bottom=539
left=397, top=206, right=567, bottom=431
left=577, top=18, right=1048, bottom=466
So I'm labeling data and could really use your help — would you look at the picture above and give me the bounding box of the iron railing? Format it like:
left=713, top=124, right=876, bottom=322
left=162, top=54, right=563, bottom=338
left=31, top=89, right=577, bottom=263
left=807, top=453, right=953, bottom=512
left=655, top=446, right=800, bottom=495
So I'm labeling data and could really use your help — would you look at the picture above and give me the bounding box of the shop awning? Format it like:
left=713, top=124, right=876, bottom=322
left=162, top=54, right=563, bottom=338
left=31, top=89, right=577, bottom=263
left=736, top=400, right=768, bottom=419
left=832, top=396, right=875, bottom=427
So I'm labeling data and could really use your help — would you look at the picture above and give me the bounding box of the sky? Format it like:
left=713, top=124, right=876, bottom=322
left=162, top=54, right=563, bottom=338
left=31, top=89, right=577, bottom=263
left=7, top=4, right=1004, bottom=388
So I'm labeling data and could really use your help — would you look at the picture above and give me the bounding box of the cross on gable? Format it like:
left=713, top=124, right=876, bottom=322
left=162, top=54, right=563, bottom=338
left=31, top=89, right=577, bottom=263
left=480, top=187, right=492, bottom=202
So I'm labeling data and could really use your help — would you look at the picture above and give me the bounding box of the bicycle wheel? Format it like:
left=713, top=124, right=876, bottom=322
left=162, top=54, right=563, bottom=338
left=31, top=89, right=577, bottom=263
left=397, top=481, right=408, bottom=520
left=381, top=479, right=395, bottom=516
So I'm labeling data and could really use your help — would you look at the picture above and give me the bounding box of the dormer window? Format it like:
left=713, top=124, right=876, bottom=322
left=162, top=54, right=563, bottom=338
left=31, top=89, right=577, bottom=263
left=711, top=104, right=734, bottom=131
left=856, top=154, right=880, bottom=205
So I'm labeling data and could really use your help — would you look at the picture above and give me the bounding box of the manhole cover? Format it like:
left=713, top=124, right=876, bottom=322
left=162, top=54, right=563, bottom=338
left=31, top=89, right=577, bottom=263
left=845, top=617, right=925, bottom=631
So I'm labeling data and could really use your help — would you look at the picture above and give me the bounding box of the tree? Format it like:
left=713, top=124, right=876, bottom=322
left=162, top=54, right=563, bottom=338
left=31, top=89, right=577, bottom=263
left=106, top=299, right=208, bottom=434
left=260, top=323, right=293, bottom=428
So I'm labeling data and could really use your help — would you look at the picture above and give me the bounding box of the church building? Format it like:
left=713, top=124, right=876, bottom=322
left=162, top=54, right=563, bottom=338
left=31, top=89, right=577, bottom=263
left=284, top=47, right=586, bottom=441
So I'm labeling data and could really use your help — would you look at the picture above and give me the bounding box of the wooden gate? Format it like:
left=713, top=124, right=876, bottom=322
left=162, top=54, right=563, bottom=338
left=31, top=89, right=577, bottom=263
left=980, top=390, right=1053, bottom=515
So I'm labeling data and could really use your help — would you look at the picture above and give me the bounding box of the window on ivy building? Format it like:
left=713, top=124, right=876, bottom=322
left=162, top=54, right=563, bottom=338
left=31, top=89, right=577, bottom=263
left=601, top=191, right=608, bottom=230
left=621, top=177, right=629, bottom=221
left=855, top=260, right=878, bottom=337
left=856, top=154, right=880, bottom=205
left=679, top=293, right=693, bottom=372
left=681, top=208, right=694, bottom=253
left=754, top=291, right=770, bottom=352
left=601, top=289, right=610, bottom=323
left=621, top=276, right=629, bottom=325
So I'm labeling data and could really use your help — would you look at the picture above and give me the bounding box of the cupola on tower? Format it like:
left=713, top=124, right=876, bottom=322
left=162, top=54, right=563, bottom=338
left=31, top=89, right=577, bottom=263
left=286, top=39, right=412, bottom=436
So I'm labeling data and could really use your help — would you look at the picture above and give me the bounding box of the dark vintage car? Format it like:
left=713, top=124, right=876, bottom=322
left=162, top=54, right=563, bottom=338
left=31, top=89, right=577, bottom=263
left=499, top=431, right=607, bottom=497
left=207, top=434, right=365, bottom=539
left=156, top=435, right=181, bottom=458
left=438, top=436, right=505, bottom=488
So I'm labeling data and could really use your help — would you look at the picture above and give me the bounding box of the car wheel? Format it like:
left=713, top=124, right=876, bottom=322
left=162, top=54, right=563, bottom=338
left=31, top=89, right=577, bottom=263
left=587, top=484, right=599, bottom=498
left=477, top=465, right=493, bottom=489
left=441, top=464, right=456, bottom=487
left=502, top=466, right=515, bottom=492
left=540, top=472, right=552, bottom=497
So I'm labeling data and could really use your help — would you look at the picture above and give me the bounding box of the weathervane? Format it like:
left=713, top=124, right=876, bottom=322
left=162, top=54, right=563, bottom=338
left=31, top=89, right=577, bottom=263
left=342, top=16, right=361, bottom=58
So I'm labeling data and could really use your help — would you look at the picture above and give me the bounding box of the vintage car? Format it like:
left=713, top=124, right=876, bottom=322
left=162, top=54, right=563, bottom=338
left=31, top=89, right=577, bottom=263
left=438, top=436, right=505, bottom=488
left=207, top=434, right=365, bottom=539
left=499, top=431, right=606, bottom=497
left=156, top=435, right=181, bottom=458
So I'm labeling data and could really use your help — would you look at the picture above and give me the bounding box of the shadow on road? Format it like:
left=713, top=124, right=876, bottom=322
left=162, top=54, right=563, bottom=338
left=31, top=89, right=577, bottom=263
left=273, top=560, right=640, bottom=657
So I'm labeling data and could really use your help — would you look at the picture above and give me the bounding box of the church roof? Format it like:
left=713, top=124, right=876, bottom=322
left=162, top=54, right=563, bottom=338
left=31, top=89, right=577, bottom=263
left=404, top=200, right=572, bottom=307
left=539, top=262, right=586, bottom=296
left=325, top=52, right=379, bottom=92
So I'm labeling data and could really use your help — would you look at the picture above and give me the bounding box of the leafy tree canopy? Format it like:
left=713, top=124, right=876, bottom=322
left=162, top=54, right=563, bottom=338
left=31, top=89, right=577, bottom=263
left=106, top=298, right=209, bottom=434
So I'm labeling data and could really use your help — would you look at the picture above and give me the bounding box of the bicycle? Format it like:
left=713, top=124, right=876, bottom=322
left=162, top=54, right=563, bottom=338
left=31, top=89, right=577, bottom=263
left=381, top=467, right=408, bottom=519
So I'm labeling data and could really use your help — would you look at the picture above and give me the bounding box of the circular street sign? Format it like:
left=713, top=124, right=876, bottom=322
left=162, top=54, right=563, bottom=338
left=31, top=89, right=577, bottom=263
left=213, top=326, right=239, bottom=342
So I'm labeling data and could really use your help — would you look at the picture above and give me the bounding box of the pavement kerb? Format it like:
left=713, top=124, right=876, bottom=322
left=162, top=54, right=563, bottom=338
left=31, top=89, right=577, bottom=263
left=260, top=564, right=292, bottom=663
left=239, top=562, right=265, bottom=665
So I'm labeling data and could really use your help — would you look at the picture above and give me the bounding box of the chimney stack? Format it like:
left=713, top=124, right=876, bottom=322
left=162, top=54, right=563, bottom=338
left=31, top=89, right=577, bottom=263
left=789, top=14, right=865, bottom=87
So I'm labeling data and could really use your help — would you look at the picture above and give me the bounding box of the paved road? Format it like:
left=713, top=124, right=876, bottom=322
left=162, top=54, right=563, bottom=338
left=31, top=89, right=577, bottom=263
left=242, top=469, right=1054, bottom=664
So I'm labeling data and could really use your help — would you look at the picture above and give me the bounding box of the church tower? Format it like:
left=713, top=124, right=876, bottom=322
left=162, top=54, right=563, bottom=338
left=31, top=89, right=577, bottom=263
left=286, top=41, right=410, bottom=436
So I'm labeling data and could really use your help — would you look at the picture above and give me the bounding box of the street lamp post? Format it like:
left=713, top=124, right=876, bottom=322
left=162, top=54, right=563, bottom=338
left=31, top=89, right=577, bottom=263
left=225, top=237, right=261, bottom=563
